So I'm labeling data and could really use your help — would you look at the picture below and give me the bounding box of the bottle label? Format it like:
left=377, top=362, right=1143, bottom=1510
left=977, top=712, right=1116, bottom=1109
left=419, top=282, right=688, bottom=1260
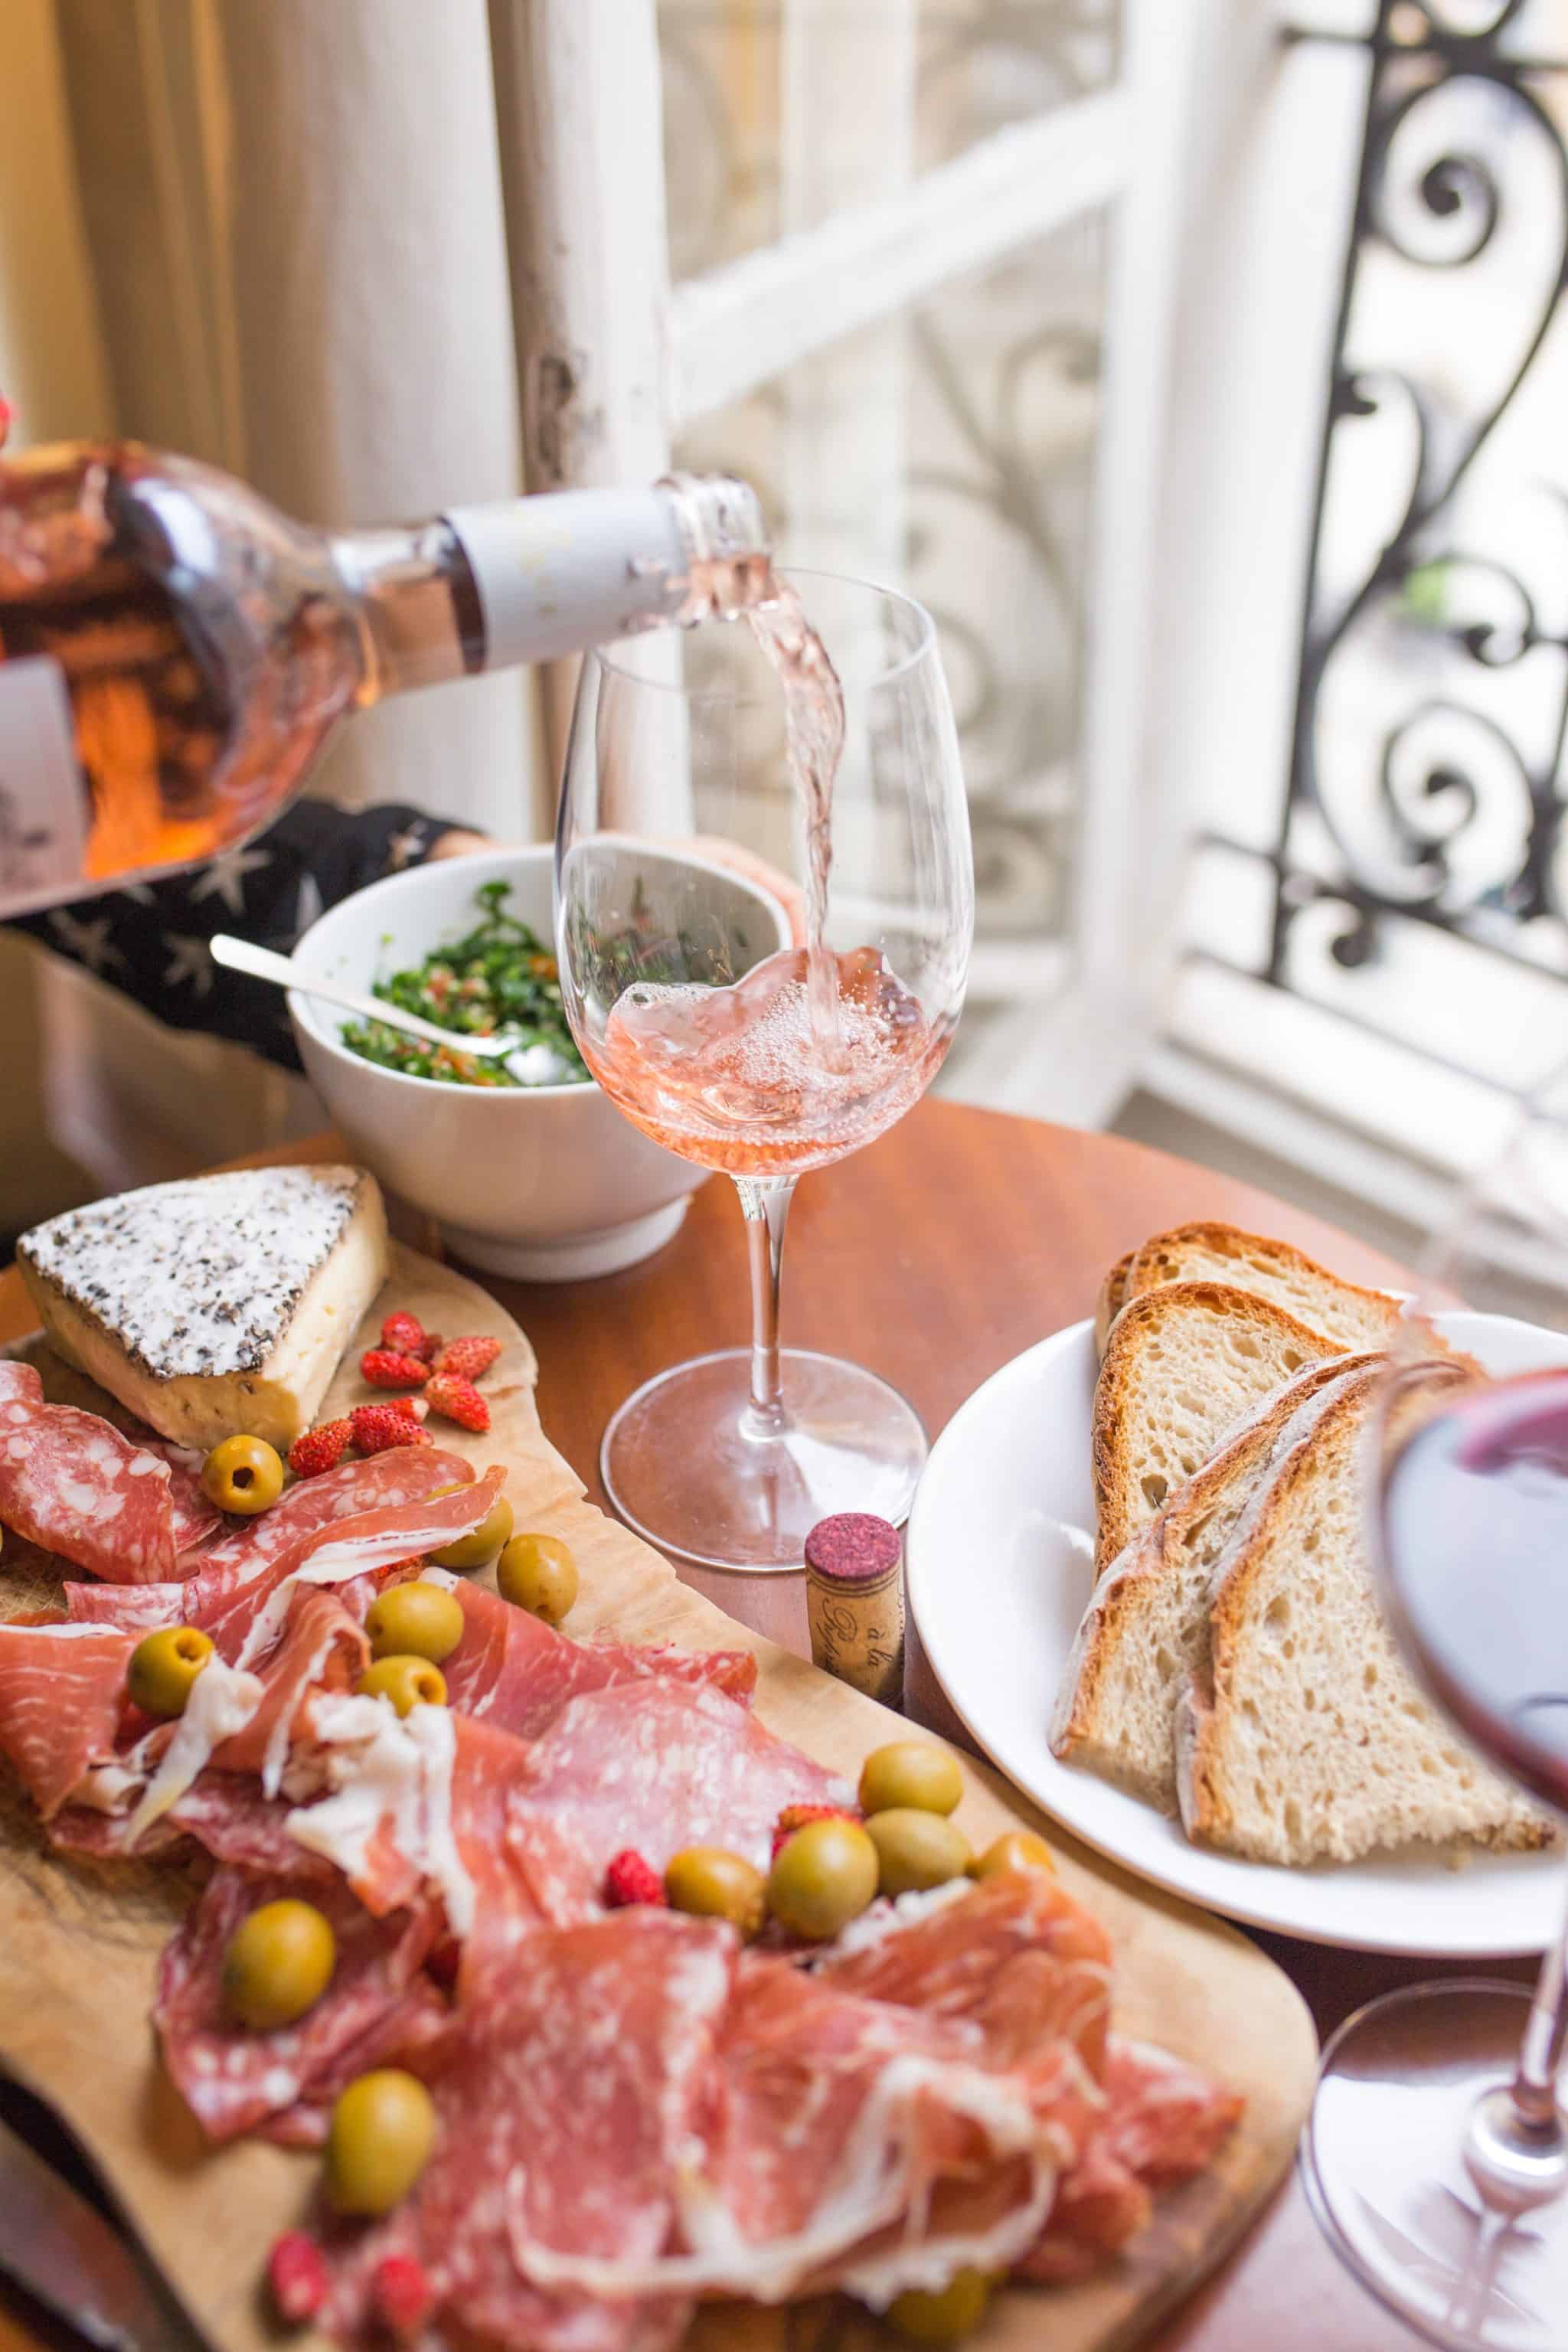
left=0, top=657, right=87, bottom=916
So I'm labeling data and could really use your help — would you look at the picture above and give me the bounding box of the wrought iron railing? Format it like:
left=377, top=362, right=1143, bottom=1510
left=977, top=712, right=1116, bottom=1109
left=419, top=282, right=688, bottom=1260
left=1201, top=0, right=1568, bottom=1100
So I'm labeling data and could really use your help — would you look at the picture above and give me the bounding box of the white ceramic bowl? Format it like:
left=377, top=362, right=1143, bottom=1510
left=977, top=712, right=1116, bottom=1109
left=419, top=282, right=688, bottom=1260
left=289, top=845, right=781, bottom=1281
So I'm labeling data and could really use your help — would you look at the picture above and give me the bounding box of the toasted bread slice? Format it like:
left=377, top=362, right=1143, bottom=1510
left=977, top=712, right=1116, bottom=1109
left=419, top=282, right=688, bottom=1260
left=1091, top=1281, right=1345, bottom=1573
left=1094, top=1250, right=1137, bottom=1356
left=1176, top=1364, right=1554, bottom=1864
left=1054, top=1354, right=1375, bottom=1808
left=1125, top=1222, right=1406, bottom=1353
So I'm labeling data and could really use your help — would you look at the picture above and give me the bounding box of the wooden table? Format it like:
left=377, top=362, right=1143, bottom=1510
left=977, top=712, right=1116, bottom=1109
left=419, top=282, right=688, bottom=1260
left=0, top=1097, right=1530, bottom=2352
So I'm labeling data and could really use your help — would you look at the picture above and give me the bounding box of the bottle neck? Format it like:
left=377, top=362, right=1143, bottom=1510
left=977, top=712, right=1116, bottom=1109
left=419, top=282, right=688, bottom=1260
left=326, top=519, right=482, bottom=708
left=329, top=475, right=770, bottom=704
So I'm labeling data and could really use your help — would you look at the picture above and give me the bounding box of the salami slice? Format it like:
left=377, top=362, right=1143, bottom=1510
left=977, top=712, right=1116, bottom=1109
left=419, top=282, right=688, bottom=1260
left=320, top=1911, right=733, bottom=2352
left=155, top=1865, right=445, bottom=2144
left=0, top=1386, right=188, bottom=1583
left=141, top=1442, right=224, bottom=1566
left=0, top=1621, right=137, bottom=1816
left=494, top=1680, right=848, bottom=1930
left=435, top=1574, right=757, bottom=1736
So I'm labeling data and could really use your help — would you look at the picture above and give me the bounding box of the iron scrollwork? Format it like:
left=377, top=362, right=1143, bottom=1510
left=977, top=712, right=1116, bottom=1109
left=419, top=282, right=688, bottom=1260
left=1243, top=0, right=1568, bottom=1027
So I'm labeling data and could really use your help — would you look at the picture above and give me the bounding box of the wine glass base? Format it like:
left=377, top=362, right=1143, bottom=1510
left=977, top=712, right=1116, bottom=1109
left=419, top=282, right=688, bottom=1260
left=600, top=1346, right=927, bottom=1573
left=1302, top=1980, right=1568, bottom=2350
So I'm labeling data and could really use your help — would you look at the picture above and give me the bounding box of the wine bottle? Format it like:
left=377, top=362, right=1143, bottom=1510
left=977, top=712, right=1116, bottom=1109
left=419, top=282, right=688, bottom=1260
left=0, top=443, right=769, bottom=917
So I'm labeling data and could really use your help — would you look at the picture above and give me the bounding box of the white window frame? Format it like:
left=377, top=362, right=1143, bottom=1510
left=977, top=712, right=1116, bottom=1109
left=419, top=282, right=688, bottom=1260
left=488, top=0, right=1233, bottom=1123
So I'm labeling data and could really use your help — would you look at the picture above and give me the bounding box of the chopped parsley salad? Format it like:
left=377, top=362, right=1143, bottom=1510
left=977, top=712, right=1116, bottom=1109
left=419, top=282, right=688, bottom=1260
left=339, top=880, right=590, bottom=1088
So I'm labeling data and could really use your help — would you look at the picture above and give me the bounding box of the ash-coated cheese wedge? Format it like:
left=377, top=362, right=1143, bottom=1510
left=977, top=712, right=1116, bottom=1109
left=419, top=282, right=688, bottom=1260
left=17, top=1166, right=389, bottom=1452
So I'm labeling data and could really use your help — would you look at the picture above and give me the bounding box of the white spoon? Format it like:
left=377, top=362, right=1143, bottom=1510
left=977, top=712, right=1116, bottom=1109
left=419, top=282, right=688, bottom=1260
left=209, top=933, right=520, bottom=1060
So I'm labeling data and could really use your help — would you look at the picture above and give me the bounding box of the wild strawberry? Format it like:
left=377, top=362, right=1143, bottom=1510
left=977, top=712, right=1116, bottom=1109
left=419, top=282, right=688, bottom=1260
left=387, top=1394, right=429, bottom=1422
left=267, top=2231, right=328, bottom=2324
left=287, top=1419, right=351, bottom=1478
left=770, top=1802, right=861, bottom=1862
left=361, top=1348, right=432, bottom=1389
left=424, top=1370, right=490, bottom=1432
left=381, top=1308, right=427, bottom=1357
left=414, top=1328, right=443, bottom=1362
left=433, top=1334, right=501, bottom=1383
left=350, top=1403, right=433, bottom=1455
left=370, top=2254, right=436, bottom=2337
left=604, top=1849, right=665, bottom=1908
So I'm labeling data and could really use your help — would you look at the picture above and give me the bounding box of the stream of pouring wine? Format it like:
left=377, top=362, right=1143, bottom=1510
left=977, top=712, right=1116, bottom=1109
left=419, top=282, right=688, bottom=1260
left=743, top=577, right=848, bottom=1065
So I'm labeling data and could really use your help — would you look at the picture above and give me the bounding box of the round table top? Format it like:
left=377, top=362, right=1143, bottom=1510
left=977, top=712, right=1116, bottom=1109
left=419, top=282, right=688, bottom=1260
left=0, top=1096, right=1513, bottom=2352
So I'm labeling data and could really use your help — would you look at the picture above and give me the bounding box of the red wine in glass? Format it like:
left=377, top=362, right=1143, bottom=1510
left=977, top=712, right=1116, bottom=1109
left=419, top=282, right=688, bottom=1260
left=1383, top=1370, right=1568, bottom=1816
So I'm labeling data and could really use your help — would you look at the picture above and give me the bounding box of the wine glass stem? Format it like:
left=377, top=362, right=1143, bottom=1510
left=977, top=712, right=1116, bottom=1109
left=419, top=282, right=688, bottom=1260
left=1514, top=1868, right=1568, bottom=2130
left=736, top=1174, right=796, bottom=1435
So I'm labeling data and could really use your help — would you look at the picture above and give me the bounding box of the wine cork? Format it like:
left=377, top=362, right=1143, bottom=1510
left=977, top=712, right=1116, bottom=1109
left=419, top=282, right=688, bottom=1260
left=804, top=1513, right=905, bottom=1706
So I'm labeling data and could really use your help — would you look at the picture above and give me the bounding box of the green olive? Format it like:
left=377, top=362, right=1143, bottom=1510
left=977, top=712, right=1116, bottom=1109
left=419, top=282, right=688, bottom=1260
left=325, top=2069, right=436, bottom=2216
left=365, top=1581, right=466, bottom=1664
left=858, top=1741, right=963, bottom=1819
left=127, top=1624, right=214, bottom=1719
left=887, top=2268, right=995, bottom=2343
left=429, top=1494, right=514, bottom=1572
left=356, top=1654, right=447, bottom=1716
left=664, top=1847, right=766, bottom=1941
left=766, top=1818, right=879, bottom=1942
left=864, top=1809, right=972, bottom=1899
left=222, top=1898, right=337, bottom=2030
left=497, top=1533, right=578, bottom=1626
left=969, top=1830, right=1055, bottom=1883
left=201, top=1434, right=284, bottom=1515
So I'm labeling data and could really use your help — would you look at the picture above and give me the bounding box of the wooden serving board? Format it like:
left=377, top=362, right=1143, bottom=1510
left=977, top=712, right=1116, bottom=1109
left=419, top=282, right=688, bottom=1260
left=0, top=1246, right=1318, bottom=2352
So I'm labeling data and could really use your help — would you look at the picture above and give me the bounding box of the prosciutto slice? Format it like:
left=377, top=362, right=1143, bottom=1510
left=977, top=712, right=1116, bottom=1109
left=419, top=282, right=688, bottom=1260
left=155, top=1865, right=445, bottom=2145
left=1020, top=2039, right=1245, bottom=2284
left=435, top=1574, right=758, bottom=1735
left=321, top=1911, right=734, bottom=2352
left=0, top=1621, right=137, bottom=1816
left=64, top=1450, right=479, bottom=1632
left=0, top=1366, right=201, bottom=1584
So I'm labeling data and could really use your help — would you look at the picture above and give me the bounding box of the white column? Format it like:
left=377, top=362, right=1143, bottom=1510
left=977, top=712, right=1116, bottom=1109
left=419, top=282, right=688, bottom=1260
left=488, top=0, right=680, bottom=820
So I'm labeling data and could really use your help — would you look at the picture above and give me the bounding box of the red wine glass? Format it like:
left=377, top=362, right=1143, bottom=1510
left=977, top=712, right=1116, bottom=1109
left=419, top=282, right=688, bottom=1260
left=554, top=570, right=972, bottom=1573
left=1302, top=1074, right=1568, bottom=2347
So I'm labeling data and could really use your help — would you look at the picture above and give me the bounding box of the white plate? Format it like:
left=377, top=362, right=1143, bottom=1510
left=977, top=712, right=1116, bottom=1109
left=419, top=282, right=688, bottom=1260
left=906, top=1309, right=1568, bottom=1955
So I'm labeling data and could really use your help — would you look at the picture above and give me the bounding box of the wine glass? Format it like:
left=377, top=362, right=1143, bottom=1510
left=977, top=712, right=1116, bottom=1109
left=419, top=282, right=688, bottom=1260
left=554, top=569, right=972, bottom=1573
left=1301, top=1063, right=1568, bottom=2348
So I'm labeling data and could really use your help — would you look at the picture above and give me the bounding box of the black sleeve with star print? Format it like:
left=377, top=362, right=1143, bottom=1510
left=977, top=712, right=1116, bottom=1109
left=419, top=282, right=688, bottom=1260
left=8, top=800, right=470, bottom=1071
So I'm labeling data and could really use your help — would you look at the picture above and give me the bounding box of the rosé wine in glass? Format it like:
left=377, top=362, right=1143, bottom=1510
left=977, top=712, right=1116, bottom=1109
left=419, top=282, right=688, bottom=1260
left=555, top=567, right=972, bottom=1573
left=580, top=944, right=952, bottom=1177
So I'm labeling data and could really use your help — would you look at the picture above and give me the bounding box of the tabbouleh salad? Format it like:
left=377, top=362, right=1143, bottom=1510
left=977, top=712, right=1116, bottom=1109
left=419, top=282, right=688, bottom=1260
left=340, top=880, right=590, bottom=1087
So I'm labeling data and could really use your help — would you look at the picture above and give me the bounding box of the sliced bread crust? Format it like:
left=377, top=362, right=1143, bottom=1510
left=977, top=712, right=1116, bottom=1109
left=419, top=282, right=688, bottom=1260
left=1124, top=1222, right=1405, bottom=1353
left=1177, top=1365, right=1554, bottom=1864
left=1091, top=1281, right=1344, bottom=1573
left=1054, top=1354, right=1376, bottom=1808
left=1093, top=1250, right=1137, bottom=1357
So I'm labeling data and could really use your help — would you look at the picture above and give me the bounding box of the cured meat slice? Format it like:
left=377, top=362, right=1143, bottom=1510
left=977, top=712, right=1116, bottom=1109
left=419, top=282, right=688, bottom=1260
left=508, top=1878, right=1116, bottom=2312
left=321, top=1911, right=733, bottom=2352
left=207, top=1588, right=368, bottom=1796
left=434, top=1574, right=758, bottom=1735
left=0, top=1621, right=137, bottom=1816
left=0, top=1363, right=43, bottom=1406
left=64, top=1458, right=493, bottom=1646
left=155, top=1865, right=444, bottom=2144
left=1019, top=2039, right=1244, bottom=2285
left=142, top=1441, right=224, bottom=1566
left=288, top=1677, right=844, bottom=1971
left=493, top=1681, right=847, bottom=1929
left=0, top=1383, right=191, bottom=1583
left=52, top=1770, right=312, bottom=1872
left=820, top=1870, right=1113, bottom=2079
